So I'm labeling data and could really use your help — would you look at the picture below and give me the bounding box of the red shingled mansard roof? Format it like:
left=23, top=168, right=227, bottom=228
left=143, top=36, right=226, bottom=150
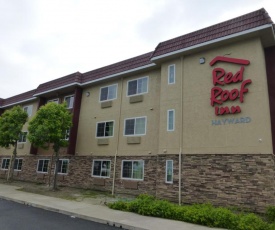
left=1, top=89, right=37, bottom=107
left=151, top=8, right=273, bottom=59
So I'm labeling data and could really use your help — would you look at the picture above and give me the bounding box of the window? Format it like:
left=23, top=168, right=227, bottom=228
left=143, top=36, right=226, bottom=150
left=14, top=159, right=23, bottom=171
left=124, top=117, right=146, bottom=136
left=58, top=159, right=69, bottom=174
left=92, top=160, right=111, bottom=178
left=166, top=160, right=173, bottom=183
left=122, top=160, right=144, bottom=180
left=64, top=129, right=70, bottom=140
left=96, top=121, right=114, bottom=137
left=18, top=132, right=27, bottom=143
left=47, top=98, right=59, bottom=104
left=167, top=110, right=175, bottom=131
left=37, top=159, right=49, bottom=173
left=64, top=95, right=74, bottom=109
left=100, top=84, right=117, bottom=101
left=168, top=64, right=175, bottom=84
left=23, top=105, right=33, bottom=117
left=127, top=77, right=148, bottom=96
left=1, top=158, right=10, bottom=170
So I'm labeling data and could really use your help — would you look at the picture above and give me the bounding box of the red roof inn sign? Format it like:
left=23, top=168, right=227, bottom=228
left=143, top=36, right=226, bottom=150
left=210, top=56, right=252, bottom=116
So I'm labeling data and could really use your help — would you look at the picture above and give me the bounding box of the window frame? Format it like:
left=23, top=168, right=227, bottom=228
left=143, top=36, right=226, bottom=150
left=23, top=105, right=33, bottom=117
left=64, top=95, right=74, bottom=109
left=64, top=129, right=70, bottom=141
left=47, top=98, right=59, bottom=104
left=36, top=159, right=50, bottom=173
left=57, top=159, right=69, bottom=175
left=18, top=131, right=28, bottom=143
left=167, top=109, right=175, bottom=131
left=99, top=84, right=118, bottom=102
left=165, top=160, right=173, bottom=183
left=14, top=158, right=23, bottom=171
left=168, top=64, right=176, bottom=84
left=124, top=116, right=147, bottom=136
left=1, top=158, right=10, bottom=170
left=92, top=160, right=111, bottom=178
left=121, top=160, right=144, bottom=181
left=95, top=120, right=115, bottom=138
left=126, top=76, right=149, bottom=97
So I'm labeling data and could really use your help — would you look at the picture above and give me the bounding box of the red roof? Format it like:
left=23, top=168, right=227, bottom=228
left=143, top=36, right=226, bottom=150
left=82, top=52, right=154, bottom=83
left=151, top=8, right=273, bottom=59
left=1, top=89, right=37, bottom=107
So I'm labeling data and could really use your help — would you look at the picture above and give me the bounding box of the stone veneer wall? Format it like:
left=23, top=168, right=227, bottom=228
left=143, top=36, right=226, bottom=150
left=182, top=154, right=275, bottom=213
left=0, top=153, right=274, bottom=212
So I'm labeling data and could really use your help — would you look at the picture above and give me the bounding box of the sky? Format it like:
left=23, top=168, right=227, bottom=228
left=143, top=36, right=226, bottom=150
left=1, top=0, right=275, bottom=98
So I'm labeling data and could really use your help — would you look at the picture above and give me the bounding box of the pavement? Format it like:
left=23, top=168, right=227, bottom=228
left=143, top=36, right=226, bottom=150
left=0, top=183, right=224, bottom=230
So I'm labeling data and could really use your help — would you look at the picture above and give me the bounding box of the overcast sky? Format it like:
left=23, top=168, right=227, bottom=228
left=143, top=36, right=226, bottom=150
left=1, top=0, right=274, bottom=98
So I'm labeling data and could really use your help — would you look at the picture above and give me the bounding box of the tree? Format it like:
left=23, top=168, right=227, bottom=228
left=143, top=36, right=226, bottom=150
left=0, top=106, right=28, bottom=181
left=28, top=102, right=72, bottom=190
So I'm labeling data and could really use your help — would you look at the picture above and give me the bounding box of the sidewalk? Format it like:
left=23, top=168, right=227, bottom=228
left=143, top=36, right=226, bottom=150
left=0, top=183, right=224, bottom=230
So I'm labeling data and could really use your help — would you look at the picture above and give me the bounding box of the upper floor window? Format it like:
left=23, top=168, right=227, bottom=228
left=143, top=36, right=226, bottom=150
left=64, top=95, right=74, bottom=109
left=57, top=159, right=69, bottom=174
left=64, top=129, right=70, bottom=141
left=167, top=110, right=175, bottom=131
left=23, top=105, right=33, bottom=117
left=96, top=121, right=114, bottom=137
left=47, top=98, right=59, bottom=104
left=92, top=160, right=111, bottom=178
left=18, top=132, right=27, bottom=143
left=127, top=77, right=148, bottom=96
left=124, top=117, right=146, bottom=136
left=168, top=64, right=175, bottom=84
left=100, top=84, right=117, bottom=102
left=1, top=158, right=10, bottom=170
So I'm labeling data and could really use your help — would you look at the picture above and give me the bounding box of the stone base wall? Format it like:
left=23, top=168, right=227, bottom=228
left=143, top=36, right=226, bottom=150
left=0, top=153, right=274, bottom=212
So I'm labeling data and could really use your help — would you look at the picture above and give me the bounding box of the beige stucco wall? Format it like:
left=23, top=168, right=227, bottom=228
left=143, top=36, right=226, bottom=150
left=0, top=100, right=39, bottom=157
left=76, top=70, right=161, bottom=156
left=180, top=37, right=273, bottom=154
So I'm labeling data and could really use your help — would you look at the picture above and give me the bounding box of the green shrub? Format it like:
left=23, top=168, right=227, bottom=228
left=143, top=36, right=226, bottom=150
left=236, top=213, right=270, bottom=230
left=267, top=206, right=275, bottom=222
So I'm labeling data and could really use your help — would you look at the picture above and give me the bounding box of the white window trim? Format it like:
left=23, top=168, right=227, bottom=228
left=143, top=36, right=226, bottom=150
left=14, top=158, right=23, bottom=171
left=23, top=105, right=33, bottom=117
left=91, top=159, right=111, bottom=178
left=64, top=95, right=74, bottom=109
left=95, top=120, right=115, bottom=138
left=99, top=84, right=118, bottom=102
left=126, top=76, right=149, bottom=97
left=64, top=129, right=70, bottom=141
left=57, top=159, right=69, bottom=175
left=1, top=158, right=10, bottom=170
left=47, top=98, right=59, bottom=104
left=168, top=64, right=176, bottom=84
left=121, top=160, right=144, bottom=181
left=165, top=160, right=173, bottom=184
left=18, top=131, right=28, bottom=143
left=36, top=159, right=50, bottom=173
left=123, top=116, right=147, bottom=136
left=167, top=109, right=175, bottom=131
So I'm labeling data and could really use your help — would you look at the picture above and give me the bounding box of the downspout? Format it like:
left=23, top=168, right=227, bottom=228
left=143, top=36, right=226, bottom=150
left=112, top=77, right=123, bottom=196
left=179, top=56, right=184, bottom=205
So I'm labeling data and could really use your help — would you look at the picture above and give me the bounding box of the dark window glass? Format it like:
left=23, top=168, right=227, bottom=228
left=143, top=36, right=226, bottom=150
left=100, top=87, right=108, bottom=101
left=122, top=161, right=132, bottom=178
left=125, top=119, right=135, bottom=135
left=128, top=80, right=137, bottom=96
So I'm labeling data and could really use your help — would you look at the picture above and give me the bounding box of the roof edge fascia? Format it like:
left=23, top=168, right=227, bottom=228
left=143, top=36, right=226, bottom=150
left=1, top=97, right=37, bottom=108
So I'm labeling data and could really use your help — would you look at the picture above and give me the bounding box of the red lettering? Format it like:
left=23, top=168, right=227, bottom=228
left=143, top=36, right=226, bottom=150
left=239, top=79, right=252, bottom=102
left=224, top=72, right=233, bottom=84
left=232, top=66, right=244, bottom=83
left=211, top=87, right=223, bottom=106
left=231, top=106, right=241, bottom=114
left=221, top=90, right=229, bottom=101
left=229, top=89, right=239, bottom=100
left=212, top=68, right=225, bottom=86
left=219, top=106, right=230, bottom=115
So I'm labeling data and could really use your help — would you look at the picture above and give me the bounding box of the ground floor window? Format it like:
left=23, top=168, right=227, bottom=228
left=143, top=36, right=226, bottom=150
left=92, top=160, right=111, bottom=178
left=58, top=159, right=69, bottom=174
left=122, top=160, right=144, bottom=180
left=1, top=158, right=10, bottom=170
left=14, top=158, right=23, bottom=171
left=37, top=159, right=49, bottom=173
left=166, top=160, right=173, bottom=183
